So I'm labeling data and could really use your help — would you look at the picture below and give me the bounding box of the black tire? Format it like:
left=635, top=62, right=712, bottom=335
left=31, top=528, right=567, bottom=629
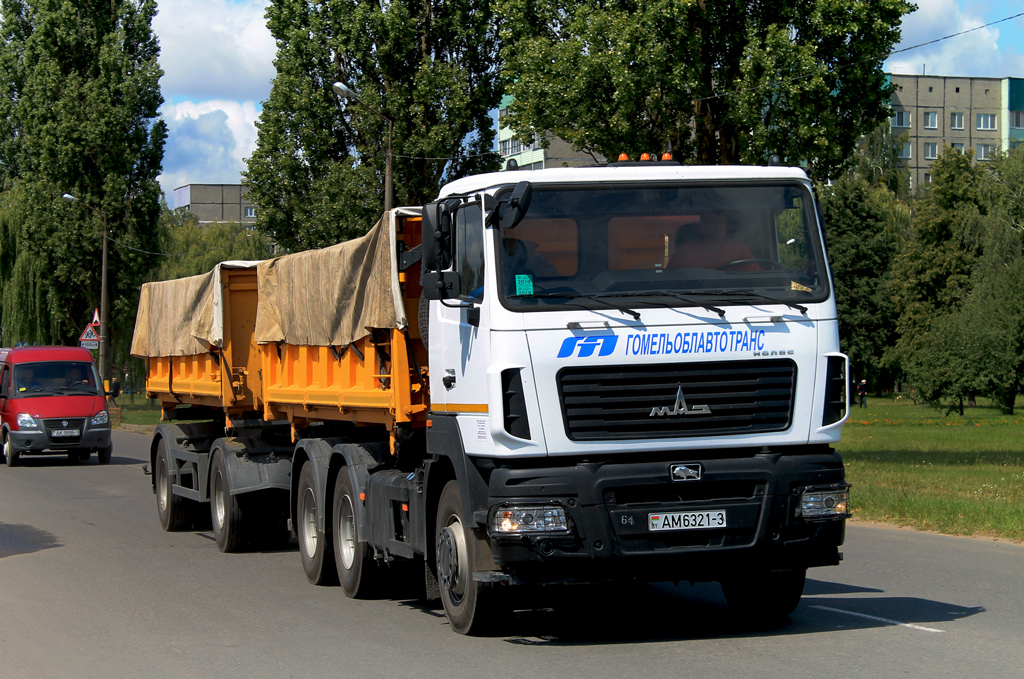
left=68, top=451, right=80, bottom=464
left=155, top=439, right=190, bottom=531
left=721, top=568, right=806, bottom=622
left=97, top=445, right=112, bottom=465
left=77, top=450, right=91, bottom=463
left=298, top=461, right=337, bottom=585
left=435, top=480, right=504, bottom=635
left=333, top=467, right=379, bottom=597
left=4, top=435, right=18, bottom=467
left=210, top=448, right=245, bottom=552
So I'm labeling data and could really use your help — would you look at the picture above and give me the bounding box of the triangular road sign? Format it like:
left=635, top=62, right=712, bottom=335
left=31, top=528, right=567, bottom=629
left=80, top=324, right=100, bottom=342
left=92, top=308, right=100, bottom=324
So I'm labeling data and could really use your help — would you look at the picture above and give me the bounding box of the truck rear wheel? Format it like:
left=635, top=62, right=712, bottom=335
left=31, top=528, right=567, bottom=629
left=211, top=448, right=245, bottom=552
left=721, top=567, right=806, bottom=622
left=155, top=439, right=190, bottom=531
left=435, top=480, right=503, bottom=635
left=333, top=467, right=379, bottom=597
left=298, top=461, right=337, bottom=585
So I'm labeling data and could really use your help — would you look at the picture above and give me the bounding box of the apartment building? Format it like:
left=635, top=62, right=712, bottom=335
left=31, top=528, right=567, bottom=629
left=889, top=74, right=1024, bottom=189
left=173, top=184, right=257, bottom=225
left=497, top=95, right=603, bottom=170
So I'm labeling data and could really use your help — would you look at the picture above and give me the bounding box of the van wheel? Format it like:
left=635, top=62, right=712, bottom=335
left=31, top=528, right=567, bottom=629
left=97, top=446, right=111, bottom=465
left=211, top=448, right=245, bottom=552
left=155, top=439, right=190, bottom=531
left=298, top=461, right=337, bottom=585
left=77, top=450, right=91, bottom=463
left=67, top=451, right=80, bottom=464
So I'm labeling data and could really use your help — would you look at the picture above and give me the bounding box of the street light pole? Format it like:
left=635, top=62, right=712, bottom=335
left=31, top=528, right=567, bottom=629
left=332, top=81, right=393, bottom=213
left=62, top=193, right=109, bottom=385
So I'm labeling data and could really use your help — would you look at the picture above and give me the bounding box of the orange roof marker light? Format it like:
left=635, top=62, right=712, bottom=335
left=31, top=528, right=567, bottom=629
left=640, top=152, right=652, bottom=161
left=661, top=152, right=673, bottom=161
left=618, top=152, right=629, bottom=161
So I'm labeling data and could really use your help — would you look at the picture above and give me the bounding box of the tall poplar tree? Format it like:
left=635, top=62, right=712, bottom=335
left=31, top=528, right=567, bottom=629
left=245, top=0, right=502, bottom=251
left=495, top=0, right=913, bottom=178
left=0, top=0, right=166, bottom=369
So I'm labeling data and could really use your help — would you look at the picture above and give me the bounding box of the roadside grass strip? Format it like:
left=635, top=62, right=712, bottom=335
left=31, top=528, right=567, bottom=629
left=837, top=398, right=1024, bottom=542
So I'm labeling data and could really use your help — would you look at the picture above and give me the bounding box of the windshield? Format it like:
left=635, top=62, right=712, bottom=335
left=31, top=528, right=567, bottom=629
left=496, top=182, right=828, bottom=312
left=13, top=361, right=100, bottom=397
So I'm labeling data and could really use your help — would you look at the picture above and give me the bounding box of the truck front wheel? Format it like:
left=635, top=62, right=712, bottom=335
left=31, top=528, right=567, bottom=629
left=155, top=439, right=190, bottom=531
left=435, top=480, right=503, bottom=635
left=333, top=467, right=379, bottom=597
left=298, top=461, right=337, bottom=585
left=211, top=448, right=245, bottom=552
left=721, top=567, right=806, bottom=622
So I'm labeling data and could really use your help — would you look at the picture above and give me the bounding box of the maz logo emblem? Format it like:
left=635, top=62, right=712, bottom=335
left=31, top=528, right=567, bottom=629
left=670, top=463, right=702, bottom=481
left=650, top=386, right=711, bottom=416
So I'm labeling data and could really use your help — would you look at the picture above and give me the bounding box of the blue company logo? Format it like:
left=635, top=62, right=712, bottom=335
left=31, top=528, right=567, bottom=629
left=557, top=335, right=618, bottom=358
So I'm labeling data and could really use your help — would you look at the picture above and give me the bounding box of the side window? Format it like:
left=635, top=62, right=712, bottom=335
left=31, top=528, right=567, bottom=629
left=456, top=204, right=485, bottom=301
left=0, top=365, right=8, bottom=397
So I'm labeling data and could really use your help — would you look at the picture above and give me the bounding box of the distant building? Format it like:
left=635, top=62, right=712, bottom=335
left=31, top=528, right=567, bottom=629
left=888, top=74, right=1024, bottom=189
left=173, top=184, right=257, bottom=225
left=497, top=95, right=603, bottom=170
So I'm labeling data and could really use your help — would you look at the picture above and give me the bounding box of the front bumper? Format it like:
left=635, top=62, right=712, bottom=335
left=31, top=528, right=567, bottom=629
left=8, top=425, right=111, bottom=454
left=480, top=447, right=847, bottom=585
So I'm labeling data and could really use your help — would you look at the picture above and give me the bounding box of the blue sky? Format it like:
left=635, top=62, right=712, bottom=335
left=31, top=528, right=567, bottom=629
left=153, top=0, right=1024, bottom=206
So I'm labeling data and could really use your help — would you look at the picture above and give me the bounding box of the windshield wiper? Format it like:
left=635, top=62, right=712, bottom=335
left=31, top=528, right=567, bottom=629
left=528, top=292, right=642, bottom=320
left=709, top=290, right=808, bottom=314
left=604, top=290, right=726, bottom=318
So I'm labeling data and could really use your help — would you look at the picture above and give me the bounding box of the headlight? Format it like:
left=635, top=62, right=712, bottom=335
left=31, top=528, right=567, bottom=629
left=796, top=488, right=850, bottom=519
left=490, top=505, right=569, bottom=534
left=90, top=410, right=109, bottom=426
left=17, top=413, right=39, bottom=430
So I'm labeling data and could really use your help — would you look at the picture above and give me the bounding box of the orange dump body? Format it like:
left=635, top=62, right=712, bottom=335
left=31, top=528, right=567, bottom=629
left=145, top=214, right=428, bottom=444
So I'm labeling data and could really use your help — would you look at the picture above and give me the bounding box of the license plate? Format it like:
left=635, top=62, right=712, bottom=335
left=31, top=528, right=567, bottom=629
left=649, top=510, right=726, bottom=531
left=50, top=428, right=80, bottom=437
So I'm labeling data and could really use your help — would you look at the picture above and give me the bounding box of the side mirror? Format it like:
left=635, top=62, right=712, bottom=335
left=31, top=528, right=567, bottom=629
left=504, top=181, right=533, bottom=229
left=421, top=201, right=452, bottom=271
left=106, top=378, right=121, bottom=398
left=420, top=271, right=462, bottom=300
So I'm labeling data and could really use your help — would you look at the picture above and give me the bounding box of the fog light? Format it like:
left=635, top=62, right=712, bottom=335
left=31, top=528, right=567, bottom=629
left=490, top=506, right=568, bottom=534
left=796, top=489, right=850, bottom=519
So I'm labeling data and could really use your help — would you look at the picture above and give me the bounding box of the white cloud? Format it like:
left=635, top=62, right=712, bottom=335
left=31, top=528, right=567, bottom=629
left=886, top=0, right=1024, bottom=77
left=154, top=0, right=276, bottom=102
left=158, top=100, right=261, bottom=203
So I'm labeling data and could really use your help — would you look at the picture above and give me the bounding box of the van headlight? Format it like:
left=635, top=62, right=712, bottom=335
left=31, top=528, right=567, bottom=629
left=90, top=410, right=109, bottom=426
left=795, top=486, right=851, bottom=519
left=17, top=413, right=39, bottom=430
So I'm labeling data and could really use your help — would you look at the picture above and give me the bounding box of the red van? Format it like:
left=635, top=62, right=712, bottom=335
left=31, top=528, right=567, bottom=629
left=0, top=346, right=118, bottom=466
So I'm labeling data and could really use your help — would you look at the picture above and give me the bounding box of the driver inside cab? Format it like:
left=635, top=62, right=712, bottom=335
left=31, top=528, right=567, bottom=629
left=668, top=212, right=759, bottom=271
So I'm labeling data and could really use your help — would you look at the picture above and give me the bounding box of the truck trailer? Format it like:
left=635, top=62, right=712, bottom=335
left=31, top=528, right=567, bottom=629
left=132, top=161, right=851, bottom=634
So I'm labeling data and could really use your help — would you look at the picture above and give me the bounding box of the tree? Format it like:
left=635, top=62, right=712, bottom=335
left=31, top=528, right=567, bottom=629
left=151, top=204, right=274, bottom=281
left=495, top=0, right=914, bottom=178
left=245, top=0, right=502, bottom=251
left=0, top=0, right=165, bottom=369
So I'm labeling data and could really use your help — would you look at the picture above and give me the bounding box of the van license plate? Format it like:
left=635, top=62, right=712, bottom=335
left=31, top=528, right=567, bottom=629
left=51, top=428, right=80, bottom=437
left=649, top=510, right=726, bottom=531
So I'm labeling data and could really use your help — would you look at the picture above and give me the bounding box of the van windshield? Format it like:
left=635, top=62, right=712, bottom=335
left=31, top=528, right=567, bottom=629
left=495, top=182, right=828, bottom=313
left=13, top=361, right=100, bottom=397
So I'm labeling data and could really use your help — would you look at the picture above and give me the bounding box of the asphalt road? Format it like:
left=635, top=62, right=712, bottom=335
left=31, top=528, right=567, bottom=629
left=1, top=429, right=1022, bottom=679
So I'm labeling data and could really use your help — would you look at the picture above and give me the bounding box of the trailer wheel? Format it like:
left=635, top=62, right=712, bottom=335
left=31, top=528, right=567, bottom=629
left=721, top=567, right=806, bottom=622
left=298, top=461, right=337, bottom=585
left=436, top=480, right=503, bottom=635
left=155, top=439, right=190, bottom=531
left=211, top=448, right=245, bottom=552
left=333, top=467, right=379, bottom=597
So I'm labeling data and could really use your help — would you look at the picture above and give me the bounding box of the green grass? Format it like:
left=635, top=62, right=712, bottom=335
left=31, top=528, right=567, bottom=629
left=837, top=397, right=1024, bottom=541
left=111, top=399, right=163, bottom=427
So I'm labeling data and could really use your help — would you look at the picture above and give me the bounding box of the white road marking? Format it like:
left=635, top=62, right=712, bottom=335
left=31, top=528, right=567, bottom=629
left=809, top=605, right=945, bottom=633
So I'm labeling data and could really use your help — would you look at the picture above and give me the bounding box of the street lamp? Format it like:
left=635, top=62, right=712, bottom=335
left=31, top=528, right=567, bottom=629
left=332, top=81, right=393, bottom=214
left=62, top=193, right=109, bottom=385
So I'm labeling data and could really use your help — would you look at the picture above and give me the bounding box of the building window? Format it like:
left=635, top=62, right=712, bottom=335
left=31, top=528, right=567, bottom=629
left=1012, top=141, right=1023, bottom=150
left=1011, top=111, right=1024, bottom=129
left=924, top=143, right=938, bottom=160
left=950, top=112, right=964, bottom=130
left=892, top=111, right=911, bottom=128
left=976, top=113, right=997, bottom=131
left=923, top=111, right=937, bottom=129
left=977, top=144, right=996, bottom=161
left=951, top=143, right=965, bottom=154
left=244, top=206, right=257, bottom=218
left=923, top=173, right=932, bottom=183
left=897, top=142, right=911, bottom=159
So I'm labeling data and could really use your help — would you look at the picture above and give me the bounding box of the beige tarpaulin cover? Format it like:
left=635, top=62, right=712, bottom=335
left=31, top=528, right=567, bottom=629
left=254, top=213, right=407, bottom=346
left=130, top=261, right=261, bottom=358
left=131, top=212, right=411, bottom=358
